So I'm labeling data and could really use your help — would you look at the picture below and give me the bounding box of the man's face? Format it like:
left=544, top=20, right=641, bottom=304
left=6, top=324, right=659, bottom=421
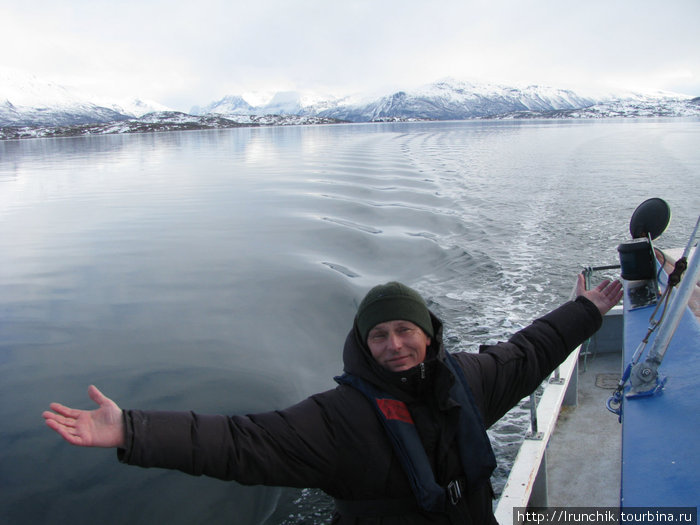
left=366, top=320, right=431, bottom=372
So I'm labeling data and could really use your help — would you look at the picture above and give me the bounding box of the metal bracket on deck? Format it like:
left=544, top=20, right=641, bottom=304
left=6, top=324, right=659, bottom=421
left=526, top=392, right=544, bottom=440
left=627, top=358, right=668, bottom=398
left=549, top=367, right=565, bottom=385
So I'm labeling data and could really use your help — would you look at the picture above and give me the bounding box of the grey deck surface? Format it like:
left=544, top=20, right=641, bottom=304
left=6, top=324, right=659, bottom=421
left=546, top=351, right=622, bottom=507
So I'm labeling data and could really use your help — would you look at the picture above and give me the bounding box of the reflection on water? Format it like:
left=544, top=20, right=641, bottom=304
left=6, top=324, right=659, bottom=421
left=1, top=120, right=699, bottom=524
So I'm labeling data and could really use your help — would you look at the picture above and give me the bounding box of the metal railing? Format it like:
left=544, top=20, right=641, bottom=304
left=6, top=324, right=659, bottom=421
left=525, top=264, right=621, bottom=440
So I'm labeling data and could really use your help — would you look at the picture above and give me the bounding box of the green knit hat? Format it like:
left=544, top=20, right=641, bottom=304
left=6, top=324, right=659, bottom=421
left=356, top=282, right=434, bottom=342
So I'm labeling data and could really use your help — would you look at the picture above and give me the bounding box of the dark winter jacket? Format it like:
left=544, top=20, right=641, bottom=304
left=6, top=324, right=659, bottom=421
left=118, top=296, right=602, bottom=524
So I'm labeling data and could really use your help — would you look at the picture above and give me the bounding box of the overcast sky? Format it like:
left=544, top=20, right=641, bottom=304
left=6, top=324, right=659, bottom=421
left=3, top=0, right=699, bottom=112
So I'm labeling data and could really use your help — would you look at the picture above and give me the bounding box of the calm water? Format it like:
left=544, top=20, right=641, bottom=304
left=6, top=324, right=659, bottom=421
left=1, top=119, right=698, bottom=524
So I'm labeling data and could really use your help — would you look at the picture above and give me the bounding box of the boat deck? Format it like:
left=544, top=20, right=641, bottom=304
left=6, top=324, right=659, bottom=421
left=619, top=281, right=700, bottom=507
left=494, top=247, right=700, bottom=523
left=545, top=350, right=622, bottom=506
left=493, top=309, right=625, bottom=523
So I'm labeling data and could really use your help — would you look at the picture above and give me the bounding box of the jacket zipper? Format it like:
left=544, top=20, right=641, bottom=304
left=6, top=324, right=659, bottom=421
left=420, top=362, right=426, bottom=379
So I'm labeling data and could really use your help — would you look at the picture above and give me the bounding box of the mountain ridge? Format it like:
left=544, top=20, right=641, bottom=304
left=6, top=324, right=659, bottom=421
left=0, top=69, right=170, bottom=127
left=2, top=73, right=699, bottom=137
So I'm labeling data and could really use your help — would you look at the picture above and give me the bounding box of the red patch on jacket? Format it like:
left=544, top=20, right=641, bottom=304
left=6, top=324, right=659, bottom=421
left=376, top=398, right=414, bottom=424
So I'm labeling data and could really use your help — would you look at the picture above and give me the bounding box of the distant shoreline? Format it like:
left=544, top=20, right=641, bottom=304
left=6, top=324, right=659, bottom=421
left=2, top=104, right=700, bottom=141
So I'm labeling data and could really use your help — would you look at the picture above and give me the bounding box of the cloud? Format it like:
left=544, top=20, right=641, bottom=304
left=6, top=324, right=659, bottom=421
left=2, top=0, right=699, bottom=111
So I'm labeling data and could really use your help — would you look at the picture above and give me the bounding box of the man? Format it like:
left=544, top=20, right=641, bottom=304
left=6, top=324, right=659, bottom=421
left=44, top=275, right=622, bottom=524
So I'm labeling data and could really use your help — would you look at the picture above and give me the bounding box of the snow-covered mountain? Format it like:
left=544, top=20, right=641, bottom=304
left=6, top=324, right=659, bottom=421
left=191, top=80, right=598, bottom=121
left=2, top=72, right=698, bottom=135
left=484, top=91, right=700, bottom=120
left=315, top=80, right=598, bottom=121
left=193, top=90, right=344, bottom=117
left=0, top=69, right=170, bottom=127
left=192, top=80, right=698, bottom=122
left=190, top=95, right=256, bottom=116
